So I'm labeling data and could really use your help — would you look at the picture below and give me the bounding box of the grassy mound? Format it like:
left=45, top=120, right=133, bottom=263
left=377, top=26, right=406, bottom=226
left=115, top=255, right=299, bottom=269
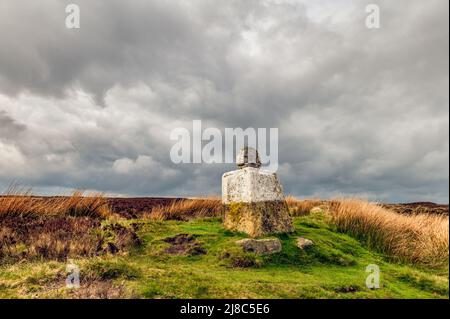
left=0, top=210, right=448, bottom=298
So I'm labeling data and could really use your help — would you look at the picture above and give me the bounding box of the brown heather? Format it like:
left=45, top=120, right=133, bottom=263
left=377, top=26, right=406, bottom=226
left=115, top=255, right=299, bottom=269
left=0, top=190, right=140, bottom=263
left=144, top=197, right=222, bottom=221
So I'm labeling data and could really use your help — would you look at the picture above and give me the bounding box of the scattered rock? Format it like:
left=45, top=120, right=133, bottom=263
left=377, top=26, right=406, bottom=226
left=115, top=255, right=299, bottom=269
left=334, top=285, right=360, bottom=293
left=163, top=234, right=207, bottom=256
left=296, top=237, right=314, bottom=249
left=235, top=238, right=282, bottom=255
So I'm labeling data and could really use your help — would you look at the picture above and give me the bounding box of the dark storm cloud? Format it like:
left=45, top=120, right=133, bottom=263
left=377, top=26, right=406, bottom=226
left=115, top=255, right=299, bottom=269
left=0, top=0, right=448, bottom=202
left=0, top=111, right=26, bottom=140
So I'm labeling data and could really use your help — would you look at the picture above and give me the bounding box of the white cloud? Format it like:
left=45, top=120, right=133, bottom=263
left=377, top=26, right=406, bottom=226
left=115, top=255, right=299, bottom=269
left=0, top=141, right=26, bottom=176
left=113, top=155, right=156, bottom=174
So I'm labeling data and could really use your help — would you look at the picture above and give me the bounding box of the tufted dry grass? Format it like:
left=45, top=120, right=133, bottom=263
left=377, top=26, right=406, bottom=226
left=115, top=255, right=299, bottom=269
left=144, top=197, right=222, bottom=221
left=327, top=198, right=449, bottom=267
left=285, top=196, right=326, bottom=216
left=0, top=189, right=110, bottom=219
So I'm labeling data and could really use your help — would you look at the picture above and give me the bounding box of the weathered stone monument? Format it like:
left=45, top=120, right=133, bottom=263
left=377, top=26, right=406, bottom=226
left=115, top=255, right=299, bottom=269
left=222, top=147, right=294, bottom=237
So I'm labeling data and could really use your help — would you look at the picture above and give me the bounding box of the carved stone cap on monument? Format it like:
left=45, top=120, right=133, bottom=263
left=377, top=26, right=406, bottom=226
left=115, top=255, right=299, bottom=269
left=236, top=147, right=261, bottom=169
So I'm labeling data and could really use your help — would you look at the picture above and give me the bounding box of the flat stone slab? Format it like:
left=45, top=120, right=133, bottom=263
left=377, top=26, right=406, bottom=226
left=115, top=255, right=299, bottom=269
left=296, top=237, right=314, bottom=249
left=236, top=238, right=282, bottom=255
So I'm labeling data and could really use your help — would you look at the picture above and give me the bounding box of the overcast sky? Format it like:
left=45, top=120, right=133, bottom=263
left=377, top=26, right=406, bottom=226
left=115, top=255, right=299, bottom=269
left=0, top=0, right=448, bottom=203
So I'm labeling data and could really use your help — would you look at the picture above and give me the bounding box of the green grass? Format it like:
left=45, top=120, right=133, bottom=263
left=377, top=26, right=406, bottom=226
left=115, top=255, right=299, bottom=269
left=0, top=212, right=448, bottom=298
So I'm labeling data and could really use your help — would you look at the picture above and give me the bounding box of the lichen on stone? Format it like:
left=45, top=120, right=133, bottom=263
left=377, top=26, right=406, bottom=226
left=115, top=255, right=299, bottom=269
left=223, top=200, right=294, bottom=237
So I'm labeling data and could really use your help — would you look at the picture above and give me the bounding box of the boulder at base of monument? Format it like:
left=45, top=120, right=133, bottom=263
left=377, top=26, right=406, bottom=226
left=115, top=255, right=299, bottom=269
left=222, top=147, right=294, bottom=237
left=235, top=238, right=282, bottom=255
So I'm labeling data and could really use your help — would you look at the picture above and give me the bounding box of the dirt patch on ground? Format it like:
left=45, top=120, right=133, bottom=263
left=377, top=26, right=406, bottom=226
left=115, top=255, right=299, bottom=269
left=334, top=285, right=360, bottom=293
left=220, top=251, right=262, bottom=268
left=163, top=234, right=207, bottom=256
left=100, top=223, right=142, bottom=252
